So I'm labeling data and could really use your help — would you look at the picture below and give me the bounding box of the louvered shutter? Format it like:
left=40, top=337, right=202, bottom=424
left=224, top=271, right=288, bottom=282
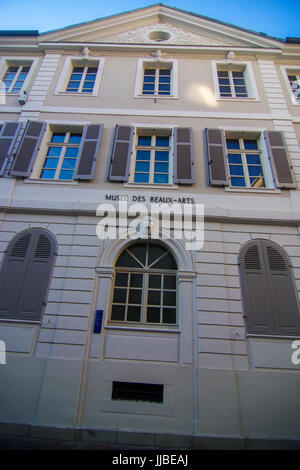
left=0, top=122, right=21, bottom=176
left=74, top=124, right=103, bottom=180
left=240, top=240, right=300, bottom=336
left=173, top=127, right=194, bottom=184
left=0, top=228, right=56, bottom=321
left=263, top=242, right=300, bottom=335
left=240, top=241, right=275, bottom=335
left=264, top=131, right=296, bottom=189
left=109, top=125, right=133, bottom=181
left=204, top=128, right=229, bottom=186
left=10, top=121, right=46, bottom=177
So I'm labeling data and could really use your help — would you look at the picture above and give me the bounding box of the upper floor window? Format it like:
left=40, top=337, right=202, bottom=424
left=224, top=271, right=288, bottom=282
left=66, top=66, right=98, bottom=93
left=55, top=55, right=104, bottom=96
left=3, top=65, right=30, bottom=94
left=226, top=137, right=265, bottom=188
left=239, top=239, right=300, bottom=336
left=217, top=69, right=248, bottom=98
left=211, top=60, right=259, bottom=101
left=280, top=66, right=300, bottom=105
left=134, top=55, right=178, bottom=99
left=110, top=242, right=177, bottom=325
left=0, top=228, right=57, bottom=322
left=109, top=125, right=194, bottom=185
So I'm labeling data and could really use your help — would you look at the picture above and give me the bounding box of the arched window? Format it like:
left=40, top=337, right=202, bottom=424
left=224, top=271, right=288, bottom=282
left=239, top=239, right=300, bottom=336
left=110, top=242, right=177, bottom=324
left=0, top=228, right=56, bottom=322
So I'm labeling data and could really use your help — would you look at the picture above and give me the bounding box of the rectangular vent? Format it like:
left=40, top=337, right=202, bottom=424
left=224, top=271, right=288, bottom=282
left=112, top=381, right=163, bottom=403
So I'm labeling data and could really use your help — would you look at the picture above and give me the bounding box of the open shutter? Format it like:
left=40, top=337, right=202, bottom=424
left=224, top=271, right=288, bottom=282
left=109, top=125, right=133, bottom=181
left=263, top=242, right=300, bottom=335
left=173, top=127, right=194, bottom=184
left=240, top=241, right=275, bottom=335
left=0, top=122, right=21, bottom=176
left=204, top=128, right=229, bottom=186
left=264, top=131, right=296, bottom=189
left=10, top=120, right=46, bottom=177
left=74, top=124, right=103, bottom=180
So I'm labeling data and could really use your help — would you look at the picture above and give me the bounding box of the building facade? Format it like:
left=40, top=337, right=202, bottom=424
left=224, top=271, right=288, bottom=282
left=0, top=4, right=300, bottom=448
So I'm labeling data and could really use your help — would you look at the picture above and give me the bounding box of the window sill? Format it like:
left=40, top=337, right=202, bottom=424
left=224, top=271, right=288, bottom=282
left=225, top=187, right=281, bottom=194
left=24, top=178, right=78, bottom=186
left=55, top=92, right=97, bottom=97
left=134, top=95, right=178, bottom=100
left=106, top=324, right=180, bottom=333
left=216, top=97, right=259, bottom=102
left=246, top=333, right=300, bottom=340
left=0, top=318, right=40, bottom=325
left=124, top=183, right=179, bottom=190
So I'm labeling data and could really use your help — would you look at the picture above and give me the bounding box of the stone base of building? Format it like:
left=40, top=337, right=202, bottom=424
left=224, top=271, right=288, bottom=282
left=0, top=422, right=300, bottom=450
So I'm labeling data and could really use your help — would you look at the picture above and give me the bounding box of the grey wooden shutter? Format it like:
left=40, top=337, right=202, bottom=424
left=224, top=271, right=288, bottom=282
left=74, top=124, right=103, bottom=180
left=264, top=131, right=296, bottom=189
left=263, top=242, right=300, bottom=335
left=204, top=128, right=229, bottom=186
left=10, top=120, right=46, bottom=177
left=109, top=125, right=133, bottom=181
left=0, top=122, right=21, bottom=176
left=239, top=241, right=275, bottom=335
left=239, top=240, right=300, bottom=336
left=174, top=127, right=194, bottom=184
left=0, top=228, right=56, bottom=321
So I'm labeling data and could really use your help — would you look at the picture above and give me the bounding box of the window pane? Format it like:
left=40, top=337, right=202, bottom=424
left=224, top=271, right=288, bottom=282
left=155, top=151, right=169, bottom=161
left=246, top=154, right=261, bottom=165
left=58, top=170, right=73, bottom=180
left=156, top=136, right=169, bottom=147
left=144, top=69, right=155, bottom=75
left=113, top=288, right=127, bottom=303
left=115, top=273, right=128, bottom=287
left=148, top=245, right=167, bottom=266
left=128, top=244, right=147, bottom=266
left=144, top=76, right=155, bottom=83
left=163, top=308, right=176, bottom=324
left=226, top=139, right=240, bottom=149
left=231, top=177, right=246, bottom=187
left=116, top=251, right=141, bottom=268
left=154, top=174, right=169, bottom=184
left=68, top=133, right=82, bottom=143
left=228, top=154, right=242, bottom=164
left=248, top=166, right=263, bottom=177
left=163, top=275, right=176, bottom=289
left=64, top=147, right=79, bottom=158
left=40, top=169, right=55, bottom=179
left=51, top=133, right=65, bottom=143
left=136, top=150, right=151, bottom=161
left=137, top=136, right=151, bottom=146
left=218, top=71, right=229, bottom=78
left=154, top=162, right=168, bottom=173
left=163, top=291, right=176, bottom=306
left=148, top=290, right=161, bottom=305
left=149, top=274, right=162, bottom=288
left=134, top=173, right=149, bottom=183
left=135, top=161, right=150, bottom=172
left=47, top=147, right=62, bottom=157
left=128, top=289, right=142, bottom=304
left=229, top=165, right=244, bottom=176
left=43, top=157, right=59, bottom=169
left=61, top=159, right=76, bottom=170
left=150, top=252, right=177, bottom=269
left=147, top=307, right=161, bottom=323
left=130, top=273, right=143, bottom=287
left=111, top=305, right=125, bottom=321
left=127, top=306, right=141, bottom=322
left=244, top=140, right=258, bottom=150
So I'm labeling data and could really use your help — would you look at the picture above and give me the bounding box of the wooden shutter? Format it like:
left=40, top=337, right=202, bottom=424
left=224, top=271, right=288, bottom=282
left=173, top=127, right=194, bottom=184
left=109, top=125, right=133, bottom=181
left=240, top=241, right=275, bottom=335
left=0, top=122, right=21, bottom=176
left=74, top=124, right=103, bottom=180
left=239, top=240, right=300, bottom=336
left=0, top=228, right=56, bottom=321
left=204, top=128, right=229, bottom=186
left=10, top=120, right=46, bottom=177
left=264, top=131, right=296, bottom=189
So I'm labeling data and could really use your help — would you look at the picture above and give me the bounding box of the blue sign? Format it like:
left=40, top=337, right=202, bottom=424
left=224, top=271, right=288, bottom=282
left=94, top=310, right=103, bottom=334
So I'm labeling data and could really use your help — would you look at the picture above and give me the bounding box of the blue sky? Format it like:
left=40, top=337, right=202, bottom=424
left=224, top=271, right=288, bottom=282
left=0, top=0, right=298, bottom=39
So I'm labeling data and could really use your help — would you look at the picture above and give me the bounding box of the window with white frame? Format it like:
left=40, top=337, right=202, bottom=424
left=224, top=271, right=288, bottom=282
left=110, top=242, right=177, bottom=325
left=0, top=58, right=38, bottom=95
left=224, top=132, right=274, bottom=189
left=40, top=129, right=82, bottom=180
left=287, top=73, right=300, bottom=102
left=55, top=56, right=104, bottom=96
left=135, top=57, right=178, bottom=98
left=212, top=61, right=259, bottom=100
left=130, top=129, right=172, bottom=184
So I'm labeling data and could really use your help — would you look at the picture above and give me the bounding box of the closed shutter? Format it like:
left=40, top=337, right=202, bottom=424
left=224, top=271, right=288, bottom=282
left=264, top=131, right=296, bottom=189
left=74, top=124, right=103, bottom=180
left=109, top=125, right=133, bottom=181
left=173, top=127, right=194, bottom=184
left=204, top=128, right=229, bottom=186
left=239, top=240, right=300, bottom=336
left=240, top=241, right=275, bottom=335
left=263, top=242, right=300, bottom=335
left=0, top=122, right=21, bottom=176
left=0, top=228, right=56, bottom=321
left=10, top=121, right=46, bottom=177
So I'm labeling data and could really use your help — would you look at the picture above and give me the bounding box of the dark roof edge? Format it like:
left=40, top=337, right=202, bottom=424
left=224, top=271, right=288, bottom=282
left=0, top=30, right=39, bottom=37
left=286, top=37, right=300, bottom=44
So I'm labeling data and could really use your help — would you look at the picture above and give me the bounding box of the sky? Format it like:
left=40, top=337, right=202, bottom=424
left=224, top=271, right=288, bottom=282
left=0, top=0, right=299, bottom=40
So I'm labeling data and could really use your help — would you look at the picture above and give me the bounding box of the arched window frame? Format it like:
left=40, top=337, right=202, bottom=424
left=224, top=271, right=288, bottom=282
left=0, top=227, right=57, bottom=322
left=239, top=239, right=300, bottom=337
